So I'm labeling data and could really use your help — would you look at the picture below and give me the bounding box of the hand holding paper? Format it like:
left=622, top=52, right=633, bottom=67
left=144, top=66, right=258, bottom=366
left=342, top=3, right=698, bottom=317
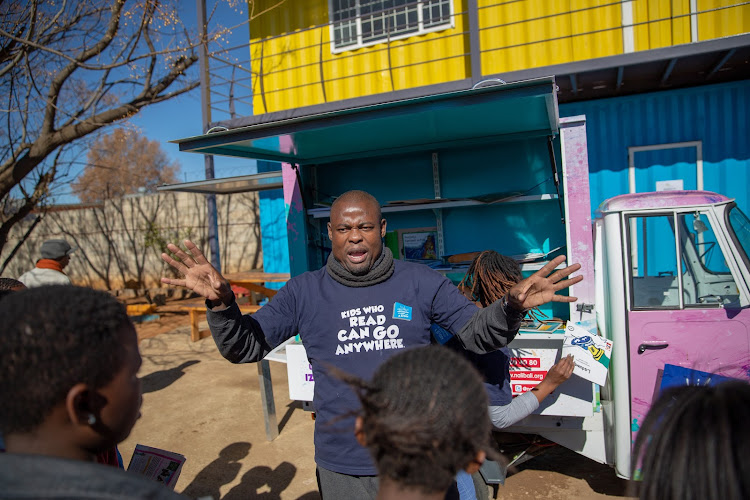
left=561, top=324, right=614, bottom=386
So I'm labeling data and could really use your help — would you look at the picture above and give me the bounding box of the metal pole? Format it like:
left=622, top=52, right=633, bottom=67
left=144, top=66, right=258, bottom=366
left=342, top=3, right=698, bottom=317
left=257, top=360, right=279, bottom=441
left=197, top=0, right=221, bottom=272
left=467, top=0, right=482, bottom=85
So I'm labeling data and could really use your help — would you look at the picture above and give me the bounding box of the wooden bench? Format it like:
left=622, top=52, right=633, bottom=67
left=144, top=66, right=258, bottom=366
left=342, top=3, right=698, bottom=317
left=180, top=302, right=262, bottom=342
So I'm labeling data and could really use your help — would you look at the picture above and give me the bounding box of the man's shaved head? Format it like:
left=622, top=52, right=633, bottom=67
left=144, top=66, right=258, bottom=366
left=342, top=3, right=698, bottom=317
left=330, top=190, right=382, bottom=221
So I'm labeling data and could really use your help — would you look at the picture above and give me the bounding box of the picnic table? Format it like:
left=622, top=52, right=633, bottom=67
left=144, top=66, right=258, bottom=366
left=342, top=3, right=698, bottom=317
left=224, top=271, right=290, bottom=303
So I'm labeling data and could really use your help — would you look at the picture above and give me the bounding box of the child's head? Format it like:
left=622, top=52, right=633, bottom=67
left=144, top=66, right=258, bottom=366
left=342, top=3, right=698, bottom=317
left=632, top=381, right=750, bottom=500
left=459, top=250, right=522, bottom=307
left=0, top=277, right=25, bottom=291
left=0, top=285, right=142, bottom=458
left=0, top=277, right=26, bottom=300
left=351, top=345, right=496, bottom=495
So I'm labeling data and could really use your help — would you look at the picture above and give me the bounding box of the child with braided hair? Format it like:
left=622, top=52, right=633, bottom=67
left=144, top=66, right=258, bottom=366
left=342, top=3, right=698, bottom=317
left=348, top=345, right=498, bottom=500
left=456, top=250, right=575, bottom=430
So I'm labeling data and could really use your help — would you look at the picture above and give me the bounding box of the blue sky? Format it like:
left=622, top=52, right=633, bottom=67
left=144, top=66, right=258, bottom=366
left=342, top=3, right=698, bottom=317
left=130, top=0, right=259, bottom=184
left=129, top=88, right=258, bottom=184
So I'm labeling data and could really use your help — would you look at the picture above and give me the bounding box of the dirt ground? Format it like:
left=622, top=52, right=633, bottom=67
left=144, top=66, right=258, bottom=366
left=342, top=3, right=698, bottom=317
left=123, top=304, right=633, bottom=500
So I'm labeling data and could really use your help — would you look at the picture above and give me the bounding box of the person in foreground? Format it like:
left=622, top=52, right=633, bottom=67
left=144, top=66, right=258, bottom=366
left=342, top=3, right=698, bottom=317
left=0, top=285, right=185, bottom=499
left=347, top=345, right=498, bottom=500
left=630, top=381, right=750, bottom=500
left=161, top=189, right=582, bottom=499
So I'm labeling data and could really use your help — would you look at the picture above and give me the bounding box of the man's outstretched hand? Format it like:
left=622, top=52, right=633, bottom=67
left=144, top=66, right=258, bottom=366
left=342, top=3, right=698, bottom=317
left=506, top=255, right=583, bottom=312
left=160, top=240, right=233, bottom=305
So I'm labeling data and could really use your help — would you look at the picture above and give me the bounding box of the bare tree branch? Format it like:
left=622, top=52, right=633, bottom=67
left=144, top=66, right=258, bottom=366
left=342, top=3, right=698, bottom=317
left=0, top=0, right=284, bottom=260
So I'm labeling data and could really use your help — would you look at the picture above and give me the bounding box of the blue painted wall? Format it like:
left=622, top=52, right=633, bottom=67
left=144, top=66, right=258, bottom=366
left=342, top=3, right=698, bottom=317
left=559, top=80, right=750, bottom=216
left=257, top=158, right=290, bottom=290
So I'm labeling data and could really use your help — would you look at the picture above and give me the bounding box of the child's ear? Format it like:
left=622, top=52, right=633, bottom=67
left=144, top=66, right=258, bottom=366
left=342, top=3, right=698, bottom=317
left=465, top=450, right=486, bottom=474
left=65, top=383, right=94, bottom=426
left=354, top=416, right=367, bottom=447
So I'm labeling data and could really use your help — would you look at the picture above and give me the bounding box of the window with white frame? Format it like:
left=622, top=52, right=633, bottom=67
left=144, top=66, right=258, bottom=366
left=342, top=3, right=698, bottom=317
left=330, top=0, right=453, bottom=52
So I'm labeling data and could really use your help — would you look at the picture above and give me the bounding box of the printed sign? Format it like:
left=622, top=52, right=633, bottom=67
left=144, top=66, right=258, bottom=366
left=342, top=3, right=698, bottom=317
left=561, top=324, right=613, bottom=386
left=286, top=344, right=314, bottom=401
left=656, top=179, right=684, bottom=191
left=507, top=349, right=559, bottom=396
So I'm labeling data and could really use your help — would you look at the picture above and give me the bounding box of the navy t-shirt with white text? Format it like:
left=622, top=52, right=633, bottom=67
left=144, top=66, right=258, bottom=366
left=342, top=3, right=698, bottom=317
left=252, top=260, right=479, bottom=475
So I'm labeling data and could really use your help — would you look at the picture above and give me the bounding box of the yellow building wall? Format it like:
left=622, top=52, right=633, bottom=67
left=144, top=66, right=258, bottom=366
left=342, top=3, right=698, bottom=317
left=250, top=0, right=470, bottom=114
left=697, top=0, right=750, bottom=40
left=633, top=0, right=691, bottom=51
left=249, top=0, right=750, bottom=114
left=479, top=0, right=623, bottom=75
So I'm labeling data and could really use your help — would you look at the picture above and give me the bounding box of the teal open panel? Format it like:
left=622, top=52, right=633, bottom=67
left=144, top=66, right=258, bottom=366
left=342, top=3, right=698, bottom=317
left=173, top=78, right=559, bottom=164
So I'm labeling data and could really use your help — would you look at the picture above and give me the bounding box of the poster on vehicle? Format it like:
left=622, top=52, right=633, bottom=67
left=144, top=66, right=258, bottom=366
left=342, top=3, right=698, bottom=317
left=507, top=348, right=559, bottom=396
left=508, top=344, right=596, bottom=416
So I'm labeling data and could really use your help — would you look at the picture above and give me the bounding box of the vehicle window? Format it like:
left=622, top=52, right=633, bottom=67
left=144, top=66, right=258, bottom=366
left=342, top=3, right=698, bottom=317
left=728, top=205, right=750, bottom=267
left=679, top=212, right=739, bottom=307
left=629, top=215, right=680, bottom=308
left=680, top=213, right=731, bottom=273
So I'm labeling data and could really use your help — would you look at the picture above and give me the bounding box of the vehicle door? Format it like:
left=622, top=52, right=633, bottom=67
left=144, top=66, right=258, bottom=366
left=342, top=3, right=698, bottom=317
left=625, top=208, right=750, bottom=441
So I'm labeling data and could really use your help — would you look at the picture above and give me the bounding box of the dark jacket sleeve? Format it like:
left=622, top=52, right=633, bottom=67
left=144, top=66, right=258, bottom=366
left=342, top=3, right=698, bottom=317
left=455, top=297, right=525, bottom=353
left=206, top=296, right=274, bottom=363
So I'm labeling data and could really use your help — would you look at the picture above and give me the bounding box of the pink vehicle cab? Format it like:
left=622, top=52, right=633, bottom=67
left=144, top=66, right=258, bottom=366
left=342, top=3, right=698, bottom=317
left=509, top=189, right=750, bottom=479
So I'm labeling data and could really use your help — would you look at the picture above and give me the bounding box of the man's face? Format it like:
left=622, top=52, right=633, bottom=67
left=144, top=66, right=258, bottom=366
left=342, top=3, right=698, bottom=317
left=327, top=198, right=387, bottom=276
left=59, top=255, right=70, bottom=269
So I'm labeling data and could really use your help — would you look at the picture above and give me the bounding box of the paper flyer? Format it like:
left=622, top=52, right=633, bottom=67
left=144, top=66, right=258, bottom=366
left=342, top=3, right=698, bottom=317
left=127, top=444, right=186, bottom=490
left=561, top=324, right=613, bottom=386
left=287, top=343, right=315, bottom=401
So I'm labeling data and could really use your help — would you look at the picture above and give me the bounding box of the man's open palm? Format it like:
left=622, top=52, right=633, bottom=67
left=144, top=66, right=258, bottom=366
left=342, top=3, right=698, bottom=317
left=160, top=240, right=232, bottom=303
left=506, top=255, right=582, bottom=311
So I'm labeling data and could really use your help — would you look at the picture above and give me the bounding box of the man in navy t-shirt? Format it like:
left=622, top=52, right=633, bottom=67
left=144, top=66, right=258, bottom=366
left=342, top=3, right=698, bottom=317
left=161, top=190, right=582, bottom=499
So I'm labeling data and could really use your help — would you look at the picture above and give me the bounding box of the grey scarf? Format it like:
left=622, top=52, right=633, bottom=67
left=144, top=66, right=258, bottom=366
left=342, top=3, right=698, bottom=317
left=326, top=247, right=395, bottom=287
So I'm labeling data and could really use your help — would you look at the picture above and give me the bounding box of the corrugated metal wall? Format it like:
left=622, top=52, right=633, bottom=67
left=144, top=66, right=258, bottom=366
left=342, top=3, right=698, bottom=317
left=634, top=0, right=692, bottom=50
left=559, top=80, right=750, bottom=214
left=249, top=1, right=750, bottom=114
left=479, top=0, right=624, bottom=75
left=698, top=0, right=750, bottom=40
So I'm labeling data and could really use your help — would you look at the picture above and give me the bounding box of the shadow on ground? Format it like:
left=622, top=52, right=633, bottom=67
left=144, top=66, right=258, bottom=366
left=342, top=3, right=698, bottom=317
left=180, top=442, right=252, bottom=500
left=508, top=443, right=629, bottom=496
left=278, top=401, right=304, bottom=434
left=180, top=442, right=309, bottom=499
left=140, top=360, right=200, bottom=394
left=223, top=461, right=296, bottom=499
